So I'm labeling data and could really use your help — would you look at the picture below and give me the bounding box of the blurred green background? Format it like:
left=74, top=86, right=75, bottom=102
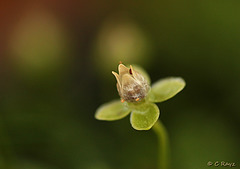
left=1, top=1, right=240, bottom=169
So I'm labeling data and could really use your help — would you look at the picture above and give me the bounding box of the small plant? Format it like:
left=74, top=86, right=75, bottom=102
left=95, top=63, right=185, bottom=169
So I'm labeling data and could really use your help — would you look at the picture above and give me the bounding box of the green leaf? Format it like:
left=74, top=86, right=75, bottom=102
left=149, top=77, right=185, bottom=103
left=130, top=103, right=160, bottom=130
left=95, top=100, right=131, bottom=121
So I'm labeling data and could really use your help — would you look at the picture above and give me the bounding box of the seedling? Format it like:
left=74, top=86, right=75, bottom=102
left=95, top=64, right=185, bottom=169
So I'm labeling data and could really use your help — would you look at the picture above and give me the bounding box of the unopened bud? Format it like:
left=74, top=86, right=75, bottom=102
left=112, top=64, right=150, bottom=102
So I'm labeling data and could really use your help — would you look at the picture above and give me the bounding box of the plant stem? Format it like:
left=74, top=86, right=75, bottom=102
left=152, top=120, right=170, bottom=169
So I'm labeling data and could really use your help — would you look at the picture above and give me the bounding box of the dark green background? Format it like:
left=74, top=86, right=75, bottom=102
left=1, top=0, right=240, bottom=169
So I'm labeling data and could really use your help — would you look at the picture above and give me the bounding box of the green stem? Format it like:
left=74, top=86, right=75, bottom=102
left=152, top=120, right=170, bottom=169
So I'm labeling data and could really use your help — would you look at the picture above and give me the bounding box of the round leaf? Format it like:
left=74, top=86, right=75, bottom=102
left=149, top=77, right=185, bottom=103
left=95, top=100, right=131, bottom=121
left=130, top=103, right=160, bottom=130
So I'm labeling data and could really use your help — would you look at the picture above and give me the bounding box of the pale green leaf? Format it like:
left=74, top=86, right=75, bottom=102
left=95, top=100, right=130, bottom=121
left=130, top=103, right=160, bottom=130
left=149, top=77, right=185, bottom=103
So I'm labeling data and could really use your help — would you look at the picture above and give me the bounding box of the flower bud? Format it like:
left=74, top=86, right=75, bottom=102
left=112, top=64, right=150, bottom=102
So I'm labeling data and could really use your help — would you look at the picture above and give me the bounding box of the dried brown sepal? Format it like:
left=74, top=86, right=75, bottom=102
left=112, top=64, right=150, bottom=102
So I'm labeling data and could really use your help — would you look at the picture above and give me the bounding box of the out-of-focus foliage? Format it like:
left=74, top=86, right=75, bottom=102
left=0, top=0, right=240, bottom=169
left=92, top=14, right=153, bottom=74
left=9, top=10, right=68, bottom=76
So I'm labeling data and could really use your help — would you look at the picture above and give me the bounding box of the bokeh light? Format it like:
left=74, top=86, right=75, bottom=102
left=92, top=13, right=153, bottom=74
left=8, top=8, right=69, bottom=80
